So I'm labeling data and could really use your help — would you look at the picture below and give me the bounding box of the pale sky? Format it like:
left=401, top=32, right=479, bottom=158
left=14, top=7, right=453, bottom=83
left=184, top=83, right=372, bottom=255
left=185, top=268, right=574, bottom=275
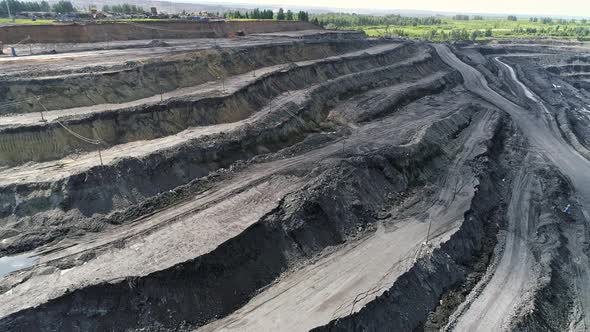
left=197, top=0, right=590, bottom=17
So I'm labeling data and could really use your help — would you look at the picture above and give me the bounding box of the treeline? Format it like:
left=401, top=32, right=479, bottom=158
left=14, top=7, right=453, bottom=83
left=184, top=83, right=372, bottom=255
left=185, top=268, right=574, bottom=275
left=0, top=0, right=49, bottom=14
left=452, top=14, right=470, bottom=21
left=312, top=13, right=442, bottom=28
left=224, top=8, right=273, bottom=19
left=223, top=8, right=310, bottom=21
left=378, top=26, right=494, bottom=42
left=513, top=25, right=590, bottom=38
left=529, top=17, right=588, bottom=25
left=0, top=0, right=75, bottom=15
left=102, top=4, right=144, bottom=14
left=452, top=15, right=517, bottom=21
left=421, top=28, right=492, bottom=41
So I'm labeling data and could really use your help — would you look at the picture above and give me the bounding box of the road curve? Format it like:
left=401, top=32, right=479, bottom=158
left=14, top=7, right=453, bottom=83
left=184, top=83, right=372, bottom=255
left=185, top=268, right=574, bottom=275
left=434, top=44, right=590, bottom=330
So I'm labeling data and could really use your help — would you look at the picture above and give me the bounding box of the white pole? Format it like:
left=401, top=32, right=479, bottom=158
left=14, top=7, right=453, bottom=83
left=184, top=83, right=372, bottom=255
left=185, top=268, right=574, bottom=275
left=5, top=0, right=14, bottom=22
left=37, top=99, right=48, bottom=122
left=97, top=143, right=103, bottom=166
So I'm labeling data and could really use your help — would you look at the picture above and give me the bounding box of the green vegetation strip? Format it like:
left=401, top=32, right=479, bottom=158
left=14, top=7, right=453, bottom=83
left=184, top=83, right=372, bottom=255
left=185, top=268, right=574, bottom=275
left=312, top=13, right=590, bottom=41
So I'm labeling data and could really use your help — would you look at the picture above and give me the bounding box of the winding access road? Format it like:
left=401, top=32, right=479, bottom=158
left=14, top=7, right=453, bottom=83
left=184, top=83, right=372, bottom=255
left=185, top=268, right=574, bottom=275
left=434, top=44, right=590, bottom=331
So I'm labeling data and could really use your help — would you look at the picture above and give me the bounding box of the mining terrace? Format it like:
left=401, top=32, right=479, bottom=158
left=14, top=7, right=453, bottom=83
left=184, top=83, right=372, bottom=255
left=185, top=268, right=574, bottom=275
left=0, top=20, right=590, bottom=332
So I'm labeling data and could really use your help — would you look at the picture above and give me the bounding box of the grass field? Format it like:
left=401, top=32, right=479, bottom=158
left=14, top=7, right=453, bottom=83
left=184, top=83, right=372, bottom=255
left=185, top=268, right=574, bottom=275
left=352, top=17, right=590, bottom=41
left=0, top=18, right=55, bottom=24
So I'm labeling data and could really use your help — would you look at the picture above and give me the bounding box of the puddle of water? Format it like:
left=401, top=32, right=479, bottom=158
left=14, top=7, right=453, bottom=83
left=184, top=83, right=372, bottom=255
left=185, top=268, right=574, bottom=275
left=0, top=253, right=37, bottom=278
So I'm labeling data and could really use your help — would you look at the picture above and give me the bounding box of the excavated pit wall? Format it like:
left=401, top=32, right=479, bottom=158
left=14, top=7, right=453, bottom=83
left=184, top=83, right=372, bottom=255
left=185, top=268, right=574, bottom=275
left=0, top=21, right=319, bottom=44
left=312, top=113, right=509, bottom=332
left=546, top=64, right=590, bottom=75
left=0, top=39, right=376, bottom=114
left=469, top=52, right=585, bottom=331
left=499, top=55, right=590, bottom=157
left=0, top=104, right=479, bottom=332
left=0, top=43, right=425, bottom=165
left=509, top=168, right=580, bottom=331
left=0, top=51, right=462, bottom=255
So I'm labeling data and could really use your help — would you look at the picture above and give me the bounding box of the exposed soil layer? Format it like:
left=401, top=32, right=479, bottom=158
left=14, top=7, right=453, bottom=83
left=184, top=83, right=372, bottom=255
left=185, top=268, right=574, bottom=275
left=0, top=34, right=373, bottom=114
left=0, top=41, right=459, bottom=256
left=0, top=43, right=432, bottom=165
left=1, top=28, right=590, bottom=332
left=0, top=20, right=320, bottom=44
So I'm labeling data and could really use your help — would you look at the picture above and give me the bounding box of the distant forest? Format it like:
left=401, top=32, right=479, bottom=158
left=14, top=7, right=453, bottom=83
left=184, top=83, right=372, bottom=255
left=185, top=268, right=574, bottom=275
left=102, top=4, right=145, bottom=14
left=311, top=13, right=443, bottom=27
left=223, top=8, right=310, bottom=21
left=315, top=13, right=590, bottom=41
left=0, top=0, right=77, bottom=14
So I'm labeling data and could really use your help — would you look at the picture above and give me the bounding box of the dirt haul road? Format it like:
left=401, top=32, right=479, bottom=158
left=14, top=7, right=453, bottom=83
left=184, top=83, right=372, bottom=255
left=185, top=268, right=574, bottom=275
left=435, top=44, right=590, bottom=331
left=1, top=28, right=590, bottom=332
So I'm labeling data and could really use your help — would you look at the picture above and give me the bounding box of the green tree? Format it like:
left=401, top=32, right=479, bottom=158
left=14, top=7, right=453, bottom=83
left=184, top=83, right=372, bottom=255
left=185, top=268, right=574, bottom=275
left=276, top=8, right=285, bottom=20
left=52, top=0, right=75, bottom=13
left=311, top=13, right=442, bottom=28
left=0, top=0, right=54, bottom=14
left=250, top=8, right=259, bottom=19
left=109, top=3, right=144, bottom=14
left=452, top=14, right=470, bottom=21
left=248, top=8, right=271, bottom=19
left=286, top=9, right=293, bottom=20
left=297, top=10, right=309, bottom=22
left=40, top=0, right=49, bottom=11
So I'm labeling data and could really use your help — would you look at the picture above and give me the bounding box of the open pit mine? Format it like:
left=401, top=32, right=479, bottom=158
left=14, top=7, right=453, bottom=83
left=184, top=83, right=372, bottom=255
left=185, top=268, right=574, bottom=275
left=0, top=20, right=590, bottom=332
